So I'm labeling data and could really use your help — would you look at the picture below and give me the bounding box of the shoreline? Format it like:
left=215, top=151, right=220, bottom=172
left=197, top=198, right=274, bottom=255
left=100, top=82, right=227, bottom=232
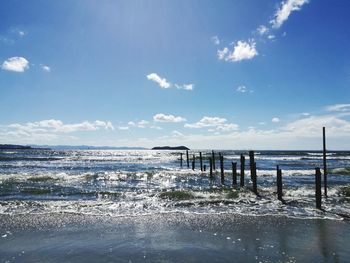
left=1, top=212, right=350, bottom=262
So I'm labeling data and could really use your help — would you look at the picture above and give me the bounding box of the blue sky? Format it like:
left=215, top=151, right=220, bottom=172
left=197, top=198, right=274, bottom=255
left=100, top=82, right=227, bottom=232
left=1, top=0, right=350, bottom=149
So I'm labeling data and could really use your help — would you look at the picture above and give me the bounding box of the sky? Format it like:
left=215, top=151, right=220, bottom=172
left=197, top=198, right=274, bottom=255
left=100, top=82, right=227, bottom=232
left=0, top=0, right=350, bottom=149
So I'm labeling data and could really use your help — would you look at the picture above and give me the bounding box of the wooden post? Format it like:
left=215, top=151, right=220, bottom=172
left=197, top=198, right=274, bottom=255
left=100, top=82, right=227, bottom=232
left=232, top=162, right=237, bottom=187
left=209, top=157, right=213, bottom=179
left=180, top=153, right=183, bottom=168
left=220, top=154, right=224, bottom=185
left=276, top=165, right=283, bottom=201
left=240, top=154, right=245, bottom=187
left=192, top=155, right=195, bottom=170
left=212, top=150, right=216, bottom=171
left=252, top=162, right=257, bottom=194
left=186, top=150, right=189, bottom=168
left=315, top=167, right=322, bottom=210
left=249, top=150, right=255, bottom=180
left=200, top=152, right=203, bottom=171
left=323, top=127, right=327, bottom=197
left=203, top=164, right=206, bottom=172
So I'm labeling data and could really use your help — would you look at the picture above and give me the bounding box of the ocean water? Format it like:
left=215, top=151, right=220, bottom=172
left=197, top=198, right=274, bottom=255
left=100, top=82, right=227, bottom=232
left=1, top=149, right=349, bottom=220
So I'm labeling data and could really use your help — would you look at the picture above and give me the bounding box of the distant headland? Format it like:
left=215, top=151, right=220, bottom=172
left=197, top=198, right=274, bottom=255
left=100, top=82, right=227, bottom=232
left=0, top=144, right=51, bottom=150
left=151, top=146, right=190, bottom=150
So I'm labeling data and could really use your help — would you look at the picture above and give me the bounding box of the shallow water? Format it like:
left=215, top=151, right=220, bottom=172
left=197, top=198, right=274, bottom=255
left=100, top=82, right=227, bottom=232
left=1, top=213, right=349, bottom=263
left=0, top=149, right=350, bottom=219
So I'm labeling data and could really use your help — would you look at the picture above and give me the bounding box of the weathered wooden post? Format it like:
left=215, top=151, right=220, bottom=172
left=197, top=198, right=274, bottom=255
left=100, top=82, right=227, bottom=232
left=220, top=154, right=224, bottom=185
left=276, top=165, right=283, bottom=201
left=240, top=154, right=245, bottom=187
left=323, top=127, right=327, bottom=197
left=203, top=164, right=206, bottom=172
left=192, top=155, right=195, bottom=170
left=180, top=153, right=183, bottom=168
left=315, top=167, right=322, bottom=209
left=200, top=152, right=203, bottom=171
left=252, top=162, right=257, bottom=194
left=209, top=157, right=213, bottom=179
left=212, top=150, right=216, bottom=171
left=249, top=150, right=255, bottom=180
left=232, top=162, right=237, bottom=187
left=186, top=150, right=189, bottom=168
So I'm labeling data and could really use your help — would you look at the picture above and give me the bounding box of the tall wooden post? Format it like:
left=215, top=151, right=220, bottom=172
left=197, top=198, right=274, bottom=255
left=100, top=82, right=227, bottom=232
left=232, top=162, right=237, bottom=187
left=212, top=150, right=216, bottom=171
left=323, top=127, right=327, bottom=197
left=315, top=167, right=322, bottom=210
left=186, top=150, right=189, bottom=168
left=220, top=154, right=224, bottom=185
left=203, top=165, right=206, bottom=172
left=192, top=155, right=195, bottom=170
left=240, top=154, right=245, bottom=187
left=200, top=152, right=203, bottom=171
left=252, top=162, right=257, bottom=194
left=276, top=165, right=283, bottom=201
left=180, top=153, right=183, bottom=168
left=249, top=151, right=255, bottom=180
left=209, top=157, right=213, bottom=179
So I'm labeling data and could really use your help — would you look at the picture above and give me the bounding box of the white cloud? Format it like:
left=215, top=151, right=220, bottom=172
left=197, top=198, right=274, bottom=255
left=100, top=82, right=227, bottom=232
left=4, top=119, right=114, bottom=135
left=215, top=123, right=239, bottom=132
left=217, top=47, right=229, bottom=60
left=41, top=65, right=51, bottom=72
left=1, top=57, right=29, bottom=72
left=211, top=35, right=220, bottom=45
left=128, top=121, right=136, bottom=126
left=118, top=126, right=129, bottom=130
left=218, top=40, right=258, bottom=62
left=236, top=85, right=248, bottom=93
left=270, top=0, right=309, bottom=29
left=172, top=130, right=184, bottom=137
left=137, top=120, right=149, bottom=128
left=185, top=116, right=227, bottom=128
left=153, top=113, right=186, bottom=123
left=257, top=25, right=269, bottom=35
left=267, top=35, right=275, bottom=40
left=272, top=117, right=280, bottom=123
left=174, top=83, right=194, bottom=91
left=146, top=73, right=171, bottom=89
left=184, top=116, right=238, bottom=132
left=326, top=104, right=350, bottom=112
left=147, top=73, right=193, bottom=91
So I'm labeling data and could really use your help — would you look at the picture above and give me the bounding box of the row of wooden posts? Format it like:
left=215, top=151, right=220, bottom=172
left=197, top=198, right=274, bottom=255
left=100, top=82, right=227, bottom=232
left=179, top=127, right=328, bottom=210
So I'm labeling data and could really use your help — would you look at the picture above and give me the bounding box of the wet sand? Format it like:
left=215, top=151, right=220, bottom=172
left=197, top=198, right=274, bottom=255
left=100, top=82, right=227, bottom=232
left=1, top=213, right=349, bottom=262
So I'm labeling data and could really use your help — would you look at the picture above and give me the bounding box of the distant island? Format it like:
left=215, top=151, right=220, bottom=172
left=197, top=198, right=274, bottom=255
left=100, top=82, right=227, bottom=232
left=0, top=144, right=50, bottom=150
left=152, top=146, right=190, bottom=150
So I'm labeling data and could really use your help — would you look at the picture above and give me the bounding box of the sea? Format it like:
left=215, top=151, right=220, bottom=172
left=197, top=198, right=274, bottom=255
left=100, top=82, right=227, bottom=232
left=0, top=149, right=349, bottom=219
left=1, top=149, right=350, bottom=262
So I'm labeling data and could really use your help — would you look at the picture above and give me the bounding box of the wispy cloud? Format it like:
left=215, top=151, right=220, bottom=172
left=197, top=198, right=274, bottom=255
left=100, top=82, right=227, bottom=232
left=211, top=35, right=220, bottom=45
left=236, top=85, right=253, bottom=93
left=2, top=119, right=114, bottom=142
left=272, top=117, right=281, bottom=123
left=147, top=73, right=193, bottom=91
left=1, top=57, right=29, bottom=72
left=257, top=25, right=269, bottom=35
left=153, top=113, right=186, bottom=123
left=270, top=0, right=309, bottom=29
left=325, top=103, right=350, bottom=112
left=218, top=40, right=258, bottom=62
left=185, top=116, right=239, bottom=132
left=41, top=64, right=51, bottom=72
left=174, top=84, right=194, bottom=91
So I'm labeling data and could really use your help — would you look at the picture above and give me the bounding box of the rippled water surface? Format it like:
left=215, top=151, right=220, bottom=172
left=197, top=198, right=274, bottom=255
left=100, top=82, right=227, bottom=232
left=1, top=149, right=350, bottom=219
